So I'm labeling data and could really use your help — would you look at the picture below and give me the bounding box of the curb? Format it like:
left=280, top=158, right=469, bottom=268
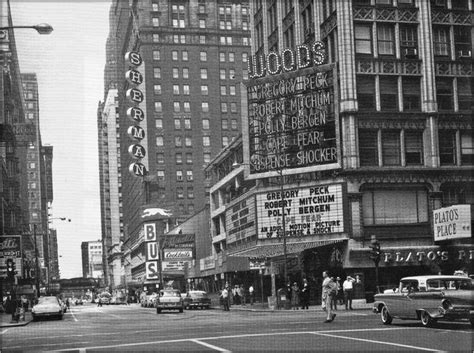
left=0, top=319, right=32, bottom=328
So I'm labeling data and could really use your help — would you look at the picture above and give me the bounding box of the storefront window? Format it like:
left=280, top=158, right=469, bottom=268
left=362, top=188, right=428, bottom=225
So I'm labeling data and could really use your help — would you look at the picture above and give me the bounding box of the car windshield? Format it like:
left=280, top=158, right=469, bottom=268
left=162, top=291, right=180, bottom=297
left=190, top=292, right=207, bottom=297
left=427, top=279, right=472, bottom=290
left=38, top=297, right=59, bottom=304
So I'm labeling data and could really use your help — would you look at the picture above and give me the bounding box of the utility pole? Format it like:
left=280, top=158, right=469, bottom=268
left=277, top=167, right=288, bottom=285
left=33, top=224, right=41, bottom=297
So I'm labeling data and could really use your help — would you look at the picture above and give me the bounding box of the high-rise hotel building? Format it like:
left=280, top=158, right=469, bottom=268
left=100, top=0, right=251, bottom=288
left=213, top=0, right=472, bottom=298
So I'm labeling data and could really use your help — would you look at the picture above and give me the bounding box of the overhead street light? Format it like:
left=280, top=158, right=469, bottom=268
left=0, top=23, right=54, bottom=35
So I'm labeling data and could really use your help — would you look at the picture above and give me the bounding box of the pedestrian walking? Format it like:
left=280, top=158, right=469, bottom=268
left=233, top=285, right=240, bottom=305
left=336, top=277, right=344, bottom=305
left=221, top=287, right=230, bottom=311
left=249, top=285, right=255, bottom=305
left=343, top=276, right=355, bottom=310
left=291, top=282, right=300, bottom=310
left=300, top=278, right=310, bottom=309
left=330, top=277, right=338, bottom=311
left=239, top=285, right=246, bottom=306
left=322, top=271, right=337, bottom=323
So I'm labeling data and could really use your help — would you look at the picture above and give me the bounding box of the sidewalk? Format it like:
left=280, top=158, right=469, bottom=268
left=0, top=311, right=33, bottom=328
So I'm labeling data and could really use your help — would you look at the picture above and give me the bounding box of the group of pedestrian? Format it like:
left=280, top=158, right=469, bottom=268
left=220, top=283, right=254, bottom=311
left=286, top=278, right=310, bottom=310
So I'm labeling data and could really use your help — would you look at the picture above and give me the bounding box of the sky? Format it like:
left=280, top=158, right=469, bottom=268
left=10, top=0, right=111, bottom=278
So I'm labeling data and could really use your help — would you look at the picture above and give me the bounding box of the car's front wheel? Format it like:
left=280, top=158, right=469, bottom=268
left=156, top=308, right=161, bottom=314
left=420, top=311, right=436, bottom=327
left=380, top=305, right=392, bottom=325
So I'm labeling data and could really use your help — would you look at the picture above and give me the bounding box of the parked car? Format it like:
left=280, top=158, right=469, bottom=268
left=75, top=297, right=84, bottom=305
left=373, top=275, right=474, bottom=327
left=155, top=289, right=183, bottom=313
left=183, top=290, right=211, bottom=310
left=32, top=296, right=64, bottom=321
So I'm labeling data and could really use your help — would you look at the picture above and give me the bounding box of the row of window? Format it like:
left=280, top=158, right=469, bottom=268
left=150, top=33, right=250, bottom=47
left=359, top=128, right=473, bottom=167
left=154, top=50, right=247, bottom=63
left=166, top=84, right=239, bottom=97
left=156, top=152, right=212, bottom=165
left=355, top=23, right=471, bottom=59
left=354, top=0, right=469, bottom=9
left=357, top=76, right=472, bottom=112
left=154, top=101, right=240, bottom=114
left=156, top=135, right=233, bottom=148
left=156, top=118, right=238, bottom=131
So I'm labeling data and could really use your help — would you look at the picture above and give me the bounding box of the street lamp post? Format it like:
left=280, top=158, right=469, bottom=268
left=32, top=224, right=41, bottom=297
left=276, top=167, right=288, bottom=286
left=0, top=23, right=54, bottom=35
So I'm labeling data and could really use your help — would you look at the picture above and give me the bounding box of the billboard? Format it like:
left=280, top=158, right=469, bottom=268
left=0, top=235, right=22, bottom=278
left=256, top=184, right=344, bottom=240
left=433, top=204, right=471, bottom=242
left=225, top=195, right=256, bottom=245
left=245, top=60, right=339, bottom=179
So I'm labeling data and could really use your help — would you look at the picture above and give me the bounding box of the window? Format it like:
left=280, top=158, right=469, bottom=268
left=156, top=136, right=164, bottom=146
left=397, top=0, right=414, bottom=5
left=228, top=52, right=235, bottom=62
left=400, top=26, right=418, bottom=57
left=230, top=102, right=237, bottom=113
left=229, top=69, right=235, bottom=80
left=176, top=170, right=183, bottom=181
left=243, top=37, right=249, bottom=46
left=402, top=77, right=420, bottom=111
left=152, top=17, right=159, bottom=26
left=355, top=25, right=372, bottom=54
left=242, top=53, right=248, bottom=62
left=201, top=85, right=209, bottom=95
left=379, top=76, right=398, bottom=110
left=183, top=85, right=190, bottom=95
left=461, top=131, right=473, bottom=165
left=182, top=51, right=188, bottom=61
left=180, top=35, right=186, bottom=44
left=382, top=130, right=401, bottom=166
left=199, top=4, right=205, bottom=13
left=157, top=170, right=165, bottom=181
left=173, top=68, right=179, bottom=78
left=172, top=50, right=178, bottom=60
left=153, top=50, right=160, bottom=60
left=439, top=130, right=456, bottom=165
left=154, top=102, right=162, bottom=112
left=187, top=187, right=194, bottom=198
left=203, top=136, right=210, bottom=146
left=184, top=119, right=191, bottom=129
left=188, top=204, right=195, bottom=213
left=357, top=76, right=375, bottom=109
left=437, top=78, right=453, bottom=110
left=220, top=86, right=227, bottom=95
left=231, top=119, right=238, bottom=130
left=457, top=78, right=472, bottom=111
left=174, top=119, right=181, bottom=129
left=174, top=102, right=181, bottom=112
left=220, top=69, right=226, bottom=80
left=177, top=187, right=184, bottom=198
left=227, top=37, right=233, bottom=45
left=153, top=84, right=161, bottom=95
left=362, top=188, right=428, bottom=225
left=200, top=69, right=208, bottom=79
left=229, top=86, right=236, bottom=96
left=152, top=2, right=158, bottom=11
left=220, top=36, right=226, bottom=45
left=199, top=19, right=206, bottom=28
left=153, top=34, right=159, bottom=42
left=182, top=68, right=189, bottom=79
left=157, top=153, right=164, bottom=164
left=172, top=4, right=185, bottom=28
left=377, top=25, right=394, bottom=55
left=185, top=136, right=192, bottom=147
left=183, top=101, right=190, bottom=112
left=359, top=129, right=378, bottom=166
left=175, top=136, right=182, bottom=147
left=222, top=136, right=229, bottom=147
left=202, top=119, right=210, bottom=130
left=433, top=26, right=450, bottom=56
left=199, top=35, right=206, bottom=44
left=204, top=153, right=211, bottom=163
left=220, top=52, right=226, bottom=62
left=375, top=0, right=392, bottom=5
left=405, top=130, right=423, bottom=165
left=154, top=67, right=161, bottom=78
left=155, top=119, right=163, bottom=129
left=202, top=102, right=209, bottom=112
left=173, top=85, right=180, bottom=95
left=454, top=27, right=472, bottom=58
left=221, top=102, right=228, bottom=113
left=186, top=171, right=193, bottom=181
left=221, top=120, right=228, bottom=130
left=186, top=153, right=193, bottom=164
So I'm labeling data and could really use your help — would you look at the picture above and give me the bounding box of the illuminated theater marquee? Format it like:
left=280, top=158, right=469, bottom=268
left=246, top=43, right=339, bottom=178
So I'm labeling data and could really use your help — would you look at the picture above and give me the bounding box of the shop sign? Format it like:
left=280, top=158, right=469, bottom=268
left=433, top=204, right=471, bottom=242
left=256, top=184, right=344, bottom=239
left=163, top=249, right=193, bottom=260
left=13, top=123, right=36, bottom=143
left=145, top=261, right=159, bottom=280
left=127, top=107, right=145, bottom=123
left=128, top=162, right=147, bottom=177
left=162, top=261, right=187, bottom=272
left=225, top=196, right=256, bottom=245
left=127, top=125, right=145, bottom=141
left=200, top=256, right=215, bottom=270
left=144, top=223, right=157, bottom=242
left=162, top=234, right=195, bottom=249
left=125, top=69, right=143, bottom=85
left=128, top=144, right=146, bottom=159
left=249, top=260, right=265, bottom=270
left=382, top=249, right=473, bottom=264
left=126, top=88, right=144, bottom=103
left=125, top=51, right=143, bottom=66
left=246, top=62, right=339, bottom=178
left=146, top=242, right=159, bottom=261
left=0, top=236, right=22, bottom=278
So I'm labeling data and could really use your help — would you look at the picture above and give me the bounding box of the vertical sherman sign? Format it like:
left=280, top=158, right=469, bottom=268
left=245, top=43, right=339, bottom=178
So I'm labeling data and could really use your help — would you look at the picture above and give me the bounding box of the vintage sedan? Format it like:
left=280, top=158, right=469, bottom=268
left=373, top=275, right=474, bottom=327
left=155, top=289, right=184, bottom=313
left=32, top=296, right=64, bottom=321
left=183, top=290, right=211, bottom=310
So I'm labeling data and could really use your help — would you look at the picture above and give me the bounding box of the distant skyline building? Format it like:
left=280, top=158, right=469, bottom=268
left=81, top=241, right=104, bottom=279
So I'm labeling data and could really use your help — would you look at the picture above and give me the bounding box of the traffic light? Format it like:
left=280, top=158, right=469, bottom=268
left=369, top=240, right=381, bottom=264
left=6, top=258, right=15, bottom=280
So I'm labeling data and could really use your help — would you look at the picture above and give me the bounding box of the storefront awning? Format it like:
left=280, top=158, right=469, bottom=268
left=228, top=238, right=347, bottom=258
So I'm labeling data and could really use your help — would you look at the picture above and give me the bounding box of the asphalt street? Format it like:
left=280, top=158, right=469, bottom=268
left=1, top=303, right=472, bottom=352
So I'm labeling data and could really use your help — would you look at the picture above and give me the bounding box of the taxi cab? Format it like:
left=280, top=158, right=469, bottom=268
left=155, top=289, right=184, bottom=314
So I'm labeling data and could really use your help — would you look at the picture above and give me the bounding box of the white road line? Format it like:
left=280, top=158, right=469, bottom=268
left=190, top=339, right=231, bottom=352
left=69, top=308, right=78, bottom=322
left=1, top=329, right=8, bottom=334
left=311, top=332, right=446, bottom=352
